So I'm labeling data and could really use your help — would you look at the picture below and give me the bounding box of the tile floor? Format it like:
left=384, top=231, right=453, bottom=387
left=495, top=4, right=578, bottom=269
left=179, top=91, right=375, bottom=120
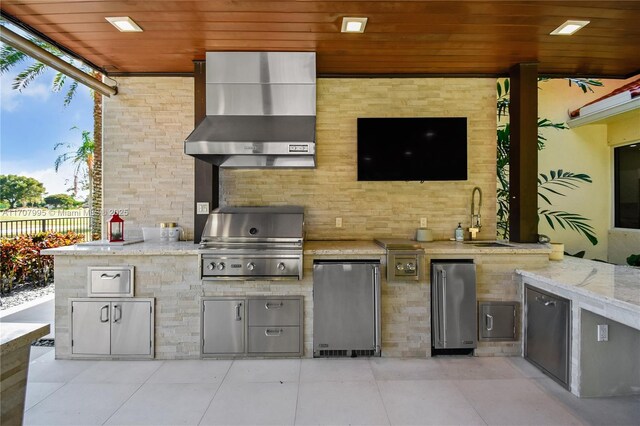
left=25, top=348, right=640, bottom=426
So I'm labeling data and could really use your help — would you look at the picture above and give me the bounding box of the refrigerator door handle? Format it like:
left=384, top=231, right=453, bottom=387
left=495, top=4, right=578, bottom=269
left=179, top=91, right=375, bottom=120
left=441, top=269, right=447, bottom=345
left=433, top=267, right=444, bottom=347
left=373, top=264, right=381, bottom=353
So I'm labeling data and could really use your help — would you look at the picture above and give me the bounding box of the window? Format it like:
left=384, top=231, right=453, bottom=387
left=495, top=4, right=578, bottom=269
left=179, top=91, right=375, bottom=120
left=614, top=143, right=640, bottom=229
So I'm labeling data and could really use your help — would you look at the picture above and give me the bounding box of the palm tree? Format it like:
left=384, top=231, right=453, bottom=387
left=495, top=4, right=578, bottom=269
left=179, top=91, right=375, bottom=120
left=0, top=26, right=103, bottom=239
left=54, top=128, right=94, bottom=202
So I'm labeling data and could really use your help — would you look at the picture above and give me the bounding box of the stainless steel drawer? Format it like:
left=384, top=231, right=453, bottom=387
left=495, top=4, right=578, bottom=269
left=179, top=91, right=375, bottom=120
left=247, top=298, right=300, bottom=326
left=248, top=326, right=301, bottom=354
left=88, top=267, right=134, bottom=297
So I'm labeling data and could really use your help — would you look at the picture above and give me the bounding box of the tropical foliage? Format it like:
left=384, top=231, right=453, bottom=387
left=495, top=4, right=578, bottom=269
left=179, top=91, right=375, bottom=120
left=0, top=231, right=84, bottom=294
left=496, top=78, right=602, bottom=245
left=54, top=127, right=94, bottom=199
left=0, top=175, right=46, bottom=208
left=0, top=23, right=103, bottom=239
left=44, top=193, right=83, bottom=209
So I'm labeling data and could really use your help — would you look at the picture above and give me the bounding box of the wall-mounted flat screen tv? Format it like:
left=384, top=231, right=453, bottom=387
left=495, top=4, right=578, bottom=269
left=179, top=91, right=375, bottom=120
left=357, top=117, right=468, bottom=181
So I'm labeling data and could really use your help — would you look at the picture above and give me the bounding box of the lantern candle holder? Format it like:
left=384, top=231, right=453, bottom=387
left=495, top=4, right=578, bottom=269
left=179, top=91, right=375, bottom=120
left=108, top=213, right=124, bottom=242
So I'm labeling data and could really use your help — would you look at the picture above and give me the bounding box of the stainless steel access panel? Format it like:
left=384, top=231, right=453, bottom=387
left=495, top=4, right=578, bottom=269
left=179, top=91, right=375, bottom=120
left=478, top=301, right=518, bottom=341
left=431, top=260, right=477, bottom=350
left=525, top=285, right=571, bottom=389
left=70, top=297, right=154, bottom=359
left=313, top=260, right=381, bottom=357
left=87, top=266, right=134, bottom=297
left=202, top=299, right=245, bottom=355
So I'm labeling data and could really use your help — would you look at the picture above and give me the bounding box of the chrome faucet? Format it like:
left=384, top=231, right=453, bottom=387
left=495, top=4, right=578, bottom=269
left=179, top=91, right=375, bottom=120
left=470, top=187, right=482, bottom=239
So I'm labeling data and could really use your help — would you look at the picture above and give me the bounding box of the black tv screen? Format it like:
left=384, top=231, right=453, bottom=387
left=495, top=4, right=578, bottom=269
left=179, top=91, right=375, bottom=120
left=357, top=117, right=468, bottom=181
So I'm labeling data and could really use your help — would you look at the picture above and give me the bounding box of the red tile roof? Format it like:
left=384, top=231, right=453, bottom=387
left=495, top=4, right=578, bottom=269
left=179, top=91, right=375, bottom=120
left=569, top=77, right=640, bottom=118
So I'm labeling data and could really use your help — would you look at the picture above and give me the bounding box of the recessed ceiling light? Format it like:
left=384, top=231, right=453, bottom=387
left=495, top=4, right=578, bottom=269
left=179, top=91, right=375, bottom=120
left=550, top=20, right=590, bottom=36
left=105, top=16, right=143, bottom=32
left=341, top=17, right=368, bottom=33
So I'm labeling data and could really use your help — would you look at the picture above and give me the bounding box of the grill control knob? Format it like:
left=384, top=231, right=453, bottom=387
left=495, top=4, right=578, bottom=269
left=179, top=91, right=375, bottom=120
left=207, top=262, right=216, bottom=271
left=247, top=262, right=255, bottom=271
left=277, top=262, right=286, bottom=271
left=217, top=262, right=225, bottom=271
left=396, top=263, right=404, bottom=271
left=406, top=263, right=416, bottom=271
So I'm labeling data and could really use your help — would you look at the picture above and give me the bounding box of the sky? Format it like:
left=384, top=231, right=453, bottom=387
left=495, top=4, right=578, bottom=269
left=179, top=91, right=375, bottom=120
left=1, top=56, right=94, bottom=199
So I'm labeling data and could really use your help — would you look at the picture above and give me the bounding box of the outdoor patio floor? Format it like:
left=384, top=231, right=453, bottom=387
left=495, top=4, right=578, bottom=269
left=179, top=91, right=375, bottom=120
left=25, top=349, right=640, bottom=425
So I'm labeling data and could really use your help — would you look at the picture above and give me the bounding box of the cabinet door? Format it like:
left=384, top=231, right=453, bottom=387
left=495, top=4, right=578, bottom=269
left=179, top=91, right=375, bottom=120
left=203, top=299, right=245, bottom=354
left=71, top=301, right=111, bottom=355
left=111, top=301, right=152, bottom=355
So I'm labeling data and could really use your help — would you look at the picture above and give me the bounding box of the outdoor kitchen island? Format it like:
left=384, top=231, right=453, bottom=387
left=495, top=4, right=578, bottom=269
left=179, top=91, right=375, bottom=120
left=44, top=240, right=550, bottom=360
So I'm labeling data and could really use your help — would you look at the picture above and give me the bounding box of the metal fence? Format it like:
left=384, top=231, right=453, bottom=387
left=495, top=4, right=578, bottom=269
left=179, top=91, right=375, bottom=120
left=0, top=216, right=91, bottom=240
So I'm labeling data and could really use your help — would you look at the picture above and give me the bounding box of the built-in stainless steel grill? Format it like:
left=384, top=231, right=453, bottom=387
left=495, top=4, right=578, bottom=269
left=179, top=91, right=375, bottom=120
left=199, top=206, right=304, bottom=280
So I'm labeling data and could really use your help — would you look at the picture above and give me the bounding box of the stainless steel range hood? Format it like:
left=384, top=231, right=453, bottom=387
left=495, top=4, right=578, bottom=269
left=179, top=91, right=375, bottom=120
left=184, top=52, right=316, bottom=168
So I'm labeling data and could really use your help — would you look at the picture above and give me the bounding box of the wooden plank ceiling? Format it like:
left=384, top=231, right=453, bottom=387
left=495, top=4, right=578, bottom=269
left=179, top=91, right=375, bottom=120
left=1, top=0, right=639, bottom=77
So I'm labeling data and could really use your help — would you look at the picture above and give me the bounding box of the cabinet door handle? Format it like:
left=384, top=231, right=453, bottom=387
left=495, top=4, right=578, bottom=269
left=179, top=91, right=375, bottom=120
left=265, top=302, right=283, bottom=310
left=265, top=328, right=283, bottom=337
left=100, top=273, right=121, bottom=279
left=100, top=304, right=109, bottom=323
left=113, top=304, right=122, bottom=323
left=235, top=303, right=242, bottom=321
left=486, top=314, right=494, bottom=331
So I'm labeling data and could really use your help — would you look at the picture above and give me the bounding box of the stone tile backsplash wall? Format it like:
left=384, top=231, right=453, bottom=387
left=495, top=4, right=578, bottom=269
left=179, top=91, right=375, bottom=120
left=222, top=78, right=497, bottom=240
left=103, top=77, right=195, bottom=239
left=104, top=77, right=496, bottom=241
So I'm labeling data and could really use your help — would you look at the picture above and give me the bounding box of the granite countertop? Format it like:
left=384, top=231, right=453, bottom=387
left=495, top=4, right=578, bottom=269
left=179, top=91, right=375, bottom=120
left=42, top=239, right=550, bottom=256
left=41, top=241, right=200, bottom=255
left=1, top=323, right=50, bottom=355
left=517, top=257, right=640, bottom=323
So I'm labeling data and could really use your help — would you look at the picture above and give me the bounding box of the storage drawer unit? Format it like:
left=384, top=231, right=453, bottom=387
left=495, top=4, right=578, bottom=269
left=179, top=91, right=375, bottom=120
left=478, top=301, right=518, bottom=341
left=202, top=295, right=303, bottom=357
left=248, top=298, right=300, bottom=326
left=87, top=266, right=134, bottom=297
left=248, top=326, right=300, bottom=354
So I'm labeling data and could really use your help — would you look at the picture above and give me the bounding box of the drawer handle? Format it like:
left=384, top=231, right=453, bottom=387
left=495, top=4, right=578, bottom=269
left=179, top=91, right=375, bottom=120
left=265, top=302, right=283, bottom=310
left=265, top=328, right=283, bottom=337
left=100, top=273, right=121, bottom=279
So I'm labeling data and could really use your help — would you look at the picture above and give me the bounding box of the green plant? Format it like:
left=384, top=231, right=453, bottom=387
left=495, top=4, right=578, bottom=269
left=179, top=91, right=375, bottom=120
left=0, top=231, right=84, bottom=294
left=627, top=254, right=640, bottom=267
left=54, top=127, right=94, bottom=198
left=496, top=79, right=600, bottom=246
left=0, top=174, right=46, bottom=208
left=1, top=20, right=103, bottom=240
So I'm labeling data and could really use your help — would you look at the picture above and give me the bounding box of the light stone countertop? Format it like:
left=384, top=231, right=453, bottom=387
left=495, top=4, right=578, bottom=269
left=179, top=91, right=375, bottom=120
left=1, top=323, right=50, bottom=355
left=41, top=241, right=200, bottom=256
left=517, top=257, right=640, bottom=329
left=42, top=239, right=550, bottom=256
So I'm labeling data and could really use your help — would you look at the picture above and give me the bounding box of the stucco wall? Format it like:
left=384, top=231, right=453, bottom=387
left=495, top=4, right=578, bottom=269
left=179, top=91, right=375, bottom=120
left=537, top=78, right=634, bottom=260
left=103, top=77, right=497, bottom=242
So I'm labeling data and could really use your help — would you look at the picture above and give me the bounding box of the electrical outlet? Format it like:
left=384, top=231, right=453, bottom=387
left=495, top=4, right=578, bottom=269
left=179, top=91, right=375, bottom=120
left=196, top=202, right=210, bottom=215
left=335, top=217, right=343, bottom=228
left=420, top=217, right=428, bottom=228
left=597, top=324, right=609, bottom=342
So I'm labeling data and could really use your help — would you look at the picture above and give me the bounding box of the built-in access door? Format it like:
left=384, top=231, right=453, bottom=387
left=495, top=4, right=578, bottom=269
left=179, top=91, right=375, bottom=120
left=111, top=301, right=152, bottom=355
left=71, top=301, right=110, bottom=355
left=202, top=299, right=245, bottom=354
